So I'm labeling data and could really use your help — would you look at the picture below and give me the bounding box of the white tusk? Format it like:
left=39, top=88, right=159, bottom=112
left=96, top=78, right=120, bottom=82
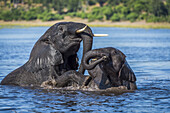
left=92, top=58, right=97, bottom=61
left=76, top=25, right=87, bottom=33
left=93, top=34, right=108, bottom=37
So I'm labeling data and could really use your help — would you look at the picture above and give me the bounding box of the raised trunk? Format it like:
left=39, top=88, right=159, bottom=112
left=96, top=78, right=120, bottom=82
left=78, top=33, right=93, bottom=74
left=82, top=50, right=107, bottom=70
left=76, top=25, right=94, bottom=74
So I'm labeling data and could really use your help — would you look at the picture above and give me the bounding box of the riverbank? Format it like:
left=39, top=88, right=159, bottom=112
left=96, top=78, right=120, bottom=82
left=0, top=17, right=170, bottom=29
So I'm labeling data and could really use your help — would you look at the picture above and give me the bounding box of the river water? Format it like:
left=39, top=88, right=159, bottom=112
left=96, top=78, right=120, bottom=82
left=0, top=26, right=169, bottom=112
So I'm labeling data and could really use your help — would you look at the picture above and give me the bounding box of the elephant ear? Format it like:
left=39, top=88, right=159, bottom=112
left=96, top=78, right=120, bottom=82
left=117, top=49, right=126, bottom=60
left=48, top=49, right=64, bottom=66
left=118, top=60, right=136, bottom=82
left=118, top=60, right=137, bottom=90
left=27, top=45, right=64, bottom=72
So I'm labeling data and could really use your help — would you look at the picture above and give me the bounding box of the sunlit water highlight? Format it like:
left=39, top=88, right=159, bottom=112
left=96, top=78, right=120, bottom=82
left=0, top=27, right=169, bottom=112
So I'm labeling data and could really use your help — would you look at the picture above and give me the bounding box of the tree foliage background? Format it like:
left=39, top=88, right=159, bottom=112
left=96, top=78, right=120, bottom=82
left=0, top=0, right=169, bottom=22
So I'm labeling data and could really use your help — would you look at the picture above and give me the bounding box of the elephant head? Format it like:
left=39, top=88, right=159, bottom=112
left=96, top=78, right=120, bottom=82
left=39, top=22, right=93, bottom=55
left=82, top=47, right=137, bottom=90
left=27, top=22, right=94, bottom=74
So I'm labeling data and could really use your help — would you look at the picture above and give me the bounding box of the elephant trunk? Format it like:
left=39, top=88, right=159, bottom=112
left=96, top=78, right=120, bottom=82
left=82, top=50, right=107, bottom=70
left=78, top=33, right=93, bottom=74
left=75, top=25, right=108, bottom=74
left=76, top=26, right=94, bottom=74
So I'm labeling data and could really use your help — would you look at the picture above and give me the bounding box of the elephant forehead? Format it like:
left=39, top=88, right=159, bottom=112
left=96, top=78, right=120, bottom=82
left=51, top=22, right=93, bottom=37
left=57, top=22, right=86, bottom=29
left=68, top=23, right=87, bottom=33
left=111, top=55, right=124, bottom=63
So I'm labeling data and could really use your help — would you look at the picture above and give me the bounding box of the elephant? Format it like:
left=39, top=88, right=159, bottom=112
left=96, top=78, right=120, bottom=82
left=82, top=47, right=137, bottom=90
left=0, top=22, right=94, bottom=87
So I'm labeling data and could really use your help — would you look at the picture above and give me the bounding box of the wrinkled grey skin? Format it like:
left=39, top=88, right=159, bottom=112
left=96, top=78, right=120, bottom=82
left=0, top=22, right=93, bottom=87
left=83, top=47, right=137, bottom=90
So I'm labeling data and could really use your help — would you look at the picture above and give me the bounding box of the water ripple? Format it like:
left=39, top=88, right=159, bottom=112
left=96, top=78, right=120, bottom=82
left=0, top=27, right=170, bottom=112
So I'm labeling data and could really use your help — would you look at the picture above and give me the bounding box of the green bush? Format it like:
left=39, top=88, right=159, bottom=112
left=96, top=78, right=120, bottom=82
left=0, top=10, right=13, bottom=21
left=24, top=11, right=37, bottom=20
left=38, top=10, right=49, bottom=20
left=121, top=7, right=129, bottom=15
left=87, top=13, right=103, bottom=22
left=146, top=15, right=157, bottom=22
left=127, top=12, right=139, bottom=22
left=115, top=5, right=123, bottom=13
left=76, top=12, right=87, bottom=19
left=87, top=14, right=96, bottom=22
left=111, top=13, right=120, bottom=21
left=67, top=7, right=104, bottom=21
left=0, top=8, right=27, bottom=21
left=66, top=12, right=77, bottom=17
left=118, top=13, right=125, bottom=20
left=103, top=6, right=113, bottom=20
left=88, top=0, right=96, bottom=5
left=167, top=16, right=170, bottom=23
left=138, top=13, right=148, bottom=20
left=21, top=7, right=45, bottom=21
left=146, top=15, right=169, bottom=23
left=0, top=13, right=2, bottom=20
left=80, top=13, right=87, bottom=19
left=91, top=7, right=101, bottom=15
left=11, top=8, right=22, bottom=20
left=96, top=15, right=103, bottom=20
left=55, top=14, right=64, bottom=20
left=87, top=7, right=104, bottom=21
left=76, top=12, right=81, bottom=17
left=133, top=3, right=143, bottom=13
left=38, top=11, right=64, bottom=21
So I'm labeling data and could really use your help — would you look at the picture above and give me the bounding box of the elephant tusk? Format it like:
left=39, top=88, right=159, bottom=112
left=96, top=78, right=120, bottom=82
left=92, top=58, right=98, bottom=61
left=93, top=34, right=108, bottom=37
left=76, top=25, right=87, bottom=33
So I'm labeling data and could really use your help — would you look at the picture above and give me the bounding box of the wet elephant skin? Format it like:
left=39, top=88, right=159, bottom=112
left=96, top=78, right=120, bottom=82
left=0, top=22, right=93, bottom=87
left=83, top=47, right=137, bottom=90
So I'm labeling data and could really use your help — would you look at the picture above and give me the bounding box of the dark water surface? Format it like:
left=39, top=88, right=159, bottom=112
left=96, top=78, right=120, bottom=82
left=0, top=27, right=169, bottom=113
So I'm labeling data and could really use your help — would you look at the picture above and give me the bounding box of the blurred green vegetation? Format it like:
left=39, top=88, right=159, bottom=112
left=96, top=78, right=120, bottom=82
left=0, top=0, right=169, bottom=23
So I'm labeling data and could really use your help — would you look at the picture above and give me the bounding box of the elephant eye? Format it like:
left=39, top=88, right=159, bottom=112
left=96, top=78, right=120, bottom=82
left=59, top=27, right=63, bottom=31
left=58, top=26, right=64, bottom=34
left=43, top=38, right=51, bottom=44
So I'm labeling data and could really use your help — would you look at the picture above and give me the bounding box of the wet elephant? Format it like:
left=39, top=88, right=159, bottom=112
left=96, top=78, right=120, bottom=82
left=0, top=22, right=94, bottom=87
left=82, top=47, right=137, bottom=90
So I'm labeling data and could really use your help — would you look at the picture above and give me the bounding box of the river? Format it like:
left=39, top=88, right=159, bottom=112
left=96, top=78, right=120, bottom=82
left=0, top=26, right=169, bottom=112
